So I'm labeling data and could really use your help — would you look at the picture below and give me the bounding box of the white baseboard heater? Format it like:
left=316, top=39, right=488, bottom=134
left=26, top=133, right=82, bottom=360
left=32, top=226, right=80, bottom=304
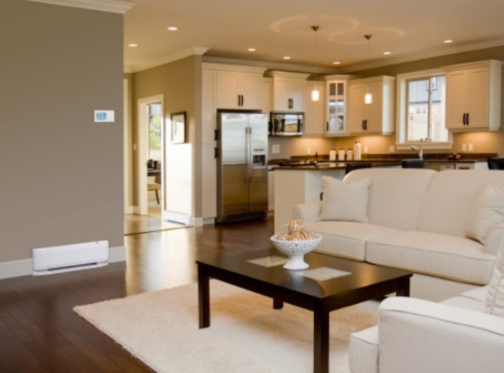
left=32, top=240, right=109, bottom=276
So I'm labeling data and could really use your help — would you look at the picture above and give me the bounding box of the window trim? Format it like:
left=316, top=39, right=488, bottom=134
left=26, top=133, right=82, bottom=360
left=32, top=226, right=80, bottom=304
left=395, top=68, right=452, bottom=151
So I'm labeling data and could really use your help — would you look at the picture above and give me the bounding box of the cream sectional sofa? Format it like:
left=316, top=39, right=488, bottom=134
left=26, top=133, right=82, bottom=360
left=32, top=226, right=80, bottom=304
left=349, top=240, right=504, bottom=373
left=293, top=168, right=504, bottom=301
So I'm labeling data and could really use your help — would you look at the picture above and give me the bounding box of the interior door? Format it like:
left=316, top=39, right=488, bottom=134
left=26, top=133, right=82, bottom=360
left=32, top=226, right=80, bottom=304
left=220, top=113, right=249, bottom=216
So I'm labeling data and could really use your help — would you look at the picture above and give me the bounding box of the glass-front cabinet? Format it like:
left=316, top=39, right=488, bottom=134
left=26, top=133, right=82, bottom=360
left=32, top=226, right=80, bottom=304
left=325, top=75, right=352, bottom=136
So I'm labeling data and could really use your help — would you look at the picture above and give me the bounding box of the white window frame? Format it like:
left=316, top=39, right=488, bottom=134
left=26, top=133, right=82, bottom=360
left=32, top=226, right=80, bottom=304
left=395, top=68, right=452, bottom=151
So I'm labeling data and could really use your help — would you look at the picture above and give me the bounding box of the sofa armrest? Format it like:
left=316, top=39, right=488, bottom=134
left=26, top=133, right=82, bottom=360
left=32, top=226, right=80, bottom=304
left=484, top=222, right=504, bottom=255
left=377, top=297, right=504, bottom=373
left=292, top=201, right=321, bottom=223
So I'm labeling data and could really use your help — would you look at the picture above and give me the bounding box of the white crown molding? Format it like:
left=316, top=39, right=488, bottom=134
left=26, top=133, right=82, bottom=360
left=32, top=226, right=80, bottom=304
left=339, top=38, right=504, bottom=73
left=127, top=46, right=210, bottom=73
left=26, top=0, right=134, bottom=14
left=203, top=55, right=339, bottom=75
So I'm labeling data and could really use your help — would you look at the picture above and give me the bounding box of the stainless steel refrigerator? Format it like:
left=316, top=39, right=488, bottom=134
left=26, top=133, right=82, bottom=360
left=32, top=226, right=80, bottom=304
left=216, top=110, right=268, bottom=223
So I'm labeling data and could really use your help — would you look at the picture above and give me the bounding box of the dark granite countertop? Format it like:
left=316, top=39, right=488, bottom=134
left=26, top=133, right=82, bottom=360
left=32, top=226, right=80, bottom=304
left=272, top=161, right=403, bottom=170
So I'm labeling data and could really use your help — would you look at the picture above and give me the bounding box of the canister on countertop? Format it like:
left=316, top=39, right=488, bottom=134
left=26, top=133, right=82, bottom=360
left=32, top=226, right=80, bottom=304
left=347, top=148, right=353, bottom=161
left=338, top=149, right=345, bottom=161
left=354, top=141, right=362, bottom=161
left=329, top=149, right=336, bottom=161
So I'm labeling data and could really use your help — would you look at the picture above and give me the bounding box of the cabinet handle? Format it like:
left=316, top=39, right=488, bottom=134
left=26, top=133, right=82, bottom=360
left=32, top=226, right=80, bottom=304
left=466, top=112, right=469, bottom=125
left=365, top=120, right=368, bottom=131
left=241, top=95, right=244, bottom=107
left=463, top=113, right=466, bottom=125
left=362, top=120, right=365, bottom=130
left=238, top=95, right=241, bottom=107
left=327, top=121, right=329, bottom=131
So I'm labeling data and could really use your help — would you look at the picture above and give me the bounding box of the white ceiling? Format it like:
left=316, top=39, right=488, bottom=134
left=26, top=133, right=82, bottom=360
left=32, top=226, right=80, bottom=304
left=123, top=0, right=504, bottom=73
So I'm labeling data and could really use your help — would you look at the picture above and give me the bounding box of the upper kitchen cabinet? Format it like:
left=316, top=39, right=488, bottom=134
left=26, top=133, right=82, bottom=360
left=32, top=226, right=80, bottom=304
left=268, top=71, right=309, bottom=112
left=204, top=63, right=266, bottom=110
left=324, top=75, right=353, bottom=136
left=445, top=60, right=503, bottom=131
left=304, top=81, right=325, bottom=136
left=347, top=76, right=395, bottom=135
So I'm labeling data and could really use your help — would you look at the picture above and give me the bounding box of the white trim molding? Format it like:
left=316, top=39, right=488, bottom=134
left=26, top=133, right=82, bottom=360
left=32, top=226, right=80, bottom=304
left=0, top=246, right=126, bottom=280
left=127, top=46, right=210, bottom=73
left=26, top=0, right=134, bottom=14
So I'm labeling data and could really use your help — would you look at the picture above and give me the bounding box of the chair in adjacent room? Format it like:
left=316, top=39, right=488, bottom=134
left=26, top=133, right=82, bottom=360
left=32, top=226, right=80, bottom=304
left=147, top=162, right=161, bottom=204
left=402, top=159, right=424, bottom=168
left=345, top=162, right=372, bottom=175
left=487, top=157, right=504, bottom=170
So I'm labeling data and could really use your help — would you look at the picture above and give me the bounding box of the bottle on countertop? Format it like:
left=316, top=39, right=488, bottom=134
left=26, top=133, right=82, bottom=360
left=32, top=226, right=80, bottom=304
left=338, top=148, right=345, bottom=161
left=354, top=141, right=362, bottom=161
left=329, top=149, right=336, bottom=161
left=346, top=148, right=353, bottom=161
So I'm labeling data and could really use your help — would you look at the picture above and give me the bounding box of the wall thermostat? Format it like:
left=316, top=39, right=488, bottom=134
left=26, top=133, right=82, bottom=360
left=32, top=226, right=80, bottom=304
left=94, top=110, right=115, bottom=123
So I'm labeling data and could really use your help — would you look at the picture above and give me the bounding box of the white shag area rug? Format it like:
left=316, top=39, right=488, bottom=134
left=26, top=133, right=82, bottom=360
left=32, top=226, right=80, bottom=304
left=74, top=281, right=378, bottom=373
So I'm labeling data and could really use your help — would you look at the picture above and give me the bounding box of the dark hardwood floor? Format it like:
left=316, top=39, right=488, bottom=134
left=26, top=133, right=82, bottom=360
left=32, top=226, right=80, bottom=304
left=0, top=217, right=274, bottom=373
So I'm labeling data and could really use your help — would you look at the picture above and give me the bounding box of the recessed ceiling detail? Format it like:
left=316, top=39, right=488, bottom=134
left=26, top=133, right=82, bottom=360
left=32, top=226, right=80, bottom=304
left=270, top=15, right=359, bottom=37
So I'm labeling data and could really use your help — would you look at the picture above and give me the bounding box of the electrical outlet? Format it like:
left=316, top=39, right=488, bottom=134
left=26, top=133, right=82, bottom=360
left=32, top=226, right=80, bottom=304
left=363, top=146, right=369, bottom=153
left=307, top=147, right=311, bottom=155
left=272, top=144, right=280, bottom=154
left=462, top=143, right=467, bottom=152
left=468, top=143, right=474, bottom=152
left=389, top=145, right=395, bottom=153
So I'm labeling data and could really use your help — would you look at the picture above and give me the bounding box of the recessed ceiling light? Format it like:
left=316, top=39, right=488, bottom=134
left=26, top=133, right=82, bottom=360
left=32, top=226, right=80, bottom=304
left=333, top=61, right=341, bottom=65
left=248, top=47, right=256, bottom=52
left=444, top=39, right=453, bottom=44
left=283, top=56, right=291, bottom=60
left=167, top=26, right=178, bottom=31
left=128, top=43, right=138, bottom=48
left=383, top=51, right=391, bottom=55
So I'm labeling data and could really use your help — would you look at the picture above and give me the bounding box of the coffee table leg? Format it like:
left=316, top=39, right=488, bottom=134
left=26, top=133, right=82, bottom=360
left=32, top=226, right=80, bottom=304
left=273, top=299, right=284, bottom=309
left=198, top=264, right=210, bottom=328
left=314, top=304, right=329, bottom=373
left=396, top=277, right=410, bottom=297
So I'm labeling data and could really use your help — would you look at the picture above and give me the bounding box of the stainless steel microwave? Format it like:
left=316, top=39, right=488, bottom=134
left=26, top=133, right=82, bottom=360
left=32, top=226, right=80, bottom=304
left=269, top=112, right=304, bottom=136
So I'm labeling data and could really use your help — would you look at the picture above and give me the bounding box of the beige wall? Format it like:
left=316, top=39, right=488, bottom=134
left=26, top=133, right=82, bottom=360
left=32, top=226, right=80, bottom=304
left=131, top=56, right=202, bottom=217
left=0, top=0, right=125, bottom=263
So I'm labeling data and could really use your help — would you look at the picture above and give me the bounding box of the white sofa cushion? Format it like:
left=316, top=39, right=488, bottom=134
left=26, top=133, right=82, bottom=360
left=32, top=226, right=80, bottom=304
left=320, top=176, right=371, bottom=223
left=305, top=221, right=401, bottom=261
left=417, top=170, right=504, bottom=238
left=485, top=239, right=504, bottom=317
left=344, top=168, right=436, bottom=231
left=466, top=182, right=504, bottom=244
left=366, top=231, right=494, bottom=285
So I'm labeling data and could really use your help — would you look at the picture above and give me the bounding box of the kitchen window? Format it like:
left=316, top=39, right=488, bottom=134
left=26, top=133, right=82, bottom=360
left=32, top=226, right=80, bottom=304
left=396, top=69, right=452, bottom=150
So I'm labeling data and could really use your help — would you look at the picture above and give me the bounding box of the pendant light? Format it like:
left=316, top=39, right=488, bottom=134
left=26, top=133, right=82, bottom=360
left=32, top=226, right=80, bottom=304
left=311, top=26, right=320, bottom=102
left=364, top=34, right=373, bottom=104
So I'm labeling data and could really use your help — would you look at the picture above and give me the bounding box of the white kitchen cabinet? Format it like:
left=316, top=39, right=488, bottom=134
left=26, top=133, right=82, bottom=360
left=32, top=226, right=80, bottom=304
left=304, top=81, right=325, bottom=136
left=268, top=71, right=309, bottom=112
left=324, top=75, right=353, bottom=136
left=347, top=76, right=395, bottom=135
left=445, top=60, right=503, bottom=131
left=204, top=63, right=266, bottom=111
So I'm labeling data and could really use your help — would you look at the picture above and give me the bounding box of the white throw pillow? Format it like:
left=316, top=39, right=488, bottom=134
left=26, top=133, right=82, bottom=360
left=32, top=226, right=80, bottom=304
left=320, top=176, right=371, bottom=223
left=485, top=239, right=504, bottom=317
left=466, top=183, right=504, bottom=244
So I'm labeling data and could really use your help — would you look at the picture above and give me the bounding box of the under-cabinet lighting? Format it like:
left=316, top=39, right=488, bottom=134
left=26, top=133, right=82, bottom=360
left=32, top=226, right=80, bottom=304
left=128, top=43, right=138, bottom=47
left=248, top=47, right=256, bottom=52
left=283, top=56, right=291, bottom=60
left=167, top=26, right=178, bottom=31
left=444, top=39, right=453, bottom=44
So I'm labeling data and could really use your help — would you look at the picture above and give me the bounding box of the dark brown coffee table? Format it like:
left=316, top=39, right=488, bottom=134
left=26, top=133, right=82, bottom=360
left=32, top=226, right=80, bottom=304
left=196, top=249, right=412, bottom=373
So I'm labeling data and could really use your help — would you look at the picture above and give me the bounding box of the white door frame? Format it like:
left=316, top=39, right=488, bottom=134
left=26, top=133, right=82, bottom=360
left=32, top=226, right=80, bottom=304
left=137, top=94, right=164, bottom=215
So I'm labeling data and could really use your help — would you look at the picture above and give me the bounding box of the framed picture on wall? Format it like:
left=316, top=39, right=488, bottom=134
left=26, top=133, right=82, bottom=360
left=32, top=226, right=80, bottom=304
left=171, top=111, right=186, bottom=144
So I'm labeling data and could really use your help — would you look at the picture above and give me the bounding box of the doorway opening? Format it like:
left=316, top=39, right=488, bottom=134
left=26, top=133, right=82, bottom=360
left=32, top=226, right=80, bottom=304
left=124, top=94, right=185, bottom=235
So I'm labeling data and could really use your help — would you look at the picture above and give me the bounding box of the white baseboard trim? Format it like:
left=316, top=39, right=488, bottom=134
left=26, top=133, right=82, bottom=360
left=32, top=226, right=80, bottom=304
left=202, top=217, right=215, bottom=225
left=110, top=245, right=126, bottom=262
left=0, top=245, right=126, bottom=280
left=0, top=259, right=32, bottom=280
left=193, top=217, right=204, bottom=227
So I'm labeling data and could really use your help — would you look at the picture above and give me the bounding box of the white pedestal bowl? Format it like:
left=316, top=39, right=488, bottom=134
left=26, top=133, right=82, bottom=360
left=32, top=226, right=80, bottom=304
left=270, top=234, right=323, bottom=270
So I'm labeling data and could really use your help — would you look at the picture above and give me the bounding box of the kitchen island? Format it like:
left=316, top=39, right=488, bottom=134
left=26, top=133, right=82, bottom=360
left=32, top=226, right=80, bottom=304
left=273, top=162, right=401, bottom=233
